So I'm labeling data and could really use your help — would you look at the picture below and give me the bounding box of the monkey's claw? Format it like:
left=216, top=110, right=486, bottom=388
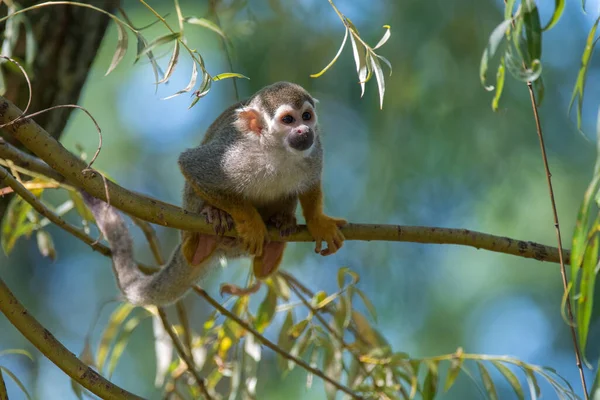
left=269, top=212, right=298, bottom=237
left=306, top=215, right=347, bottom=256
left=201, top=205, right=234, bottom=235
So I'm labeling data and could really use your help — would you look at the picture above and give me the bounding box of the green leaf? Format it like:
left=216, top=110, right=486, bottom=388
left=492, top=56, right=506, bottom=111
left=107, top=314, right=148, bottom=378
left=1, top=193, right=36, bottom=255
left=68, top=191, right=95, bottom=222
left=370, top=55, right=386, bottom=109
left=0, top=349, right=33, bottom=361
left=373, top=25, right=391, bottom=50
left=577, top=233, right=599, bottom=358
left=349, top=34, right=367, bottom=97
left=504, top=0, right=517, bottom=21
left=477, top=361, right=498, bottom=400
left=36, top=230, right=56, bottom=261
left=163, top=60, right=198, bottom=100
left=0, top=366, right=31, bottom=400
left=355, top=288, right=377, bottom=323
left=96, top=303, right=136, bottom=373
left=568, top=17, right=600, bottom=131
left=543, top=0, right=565, bottom=31
left=288, top=319, right=309, bottom=339
left=310, top=28, right=349, bottom=78
left=523, top=367, right=541, bottom=399
left=337, top=267, right=359, bottom=289
left=491, top=361, right=524, bottom=400
left=255, top=285, right=277, bottom=332
left=422, top=361, right=439, bottom=400
left=480, top=19, right=512, bottom=90
left=184, top=17, right=227, bottom=39
left=212, top=72, right=250, bottom=81
left=157, top=41, right=180, bottom=84
left=523, top=0, right=542, bottom=64
left=134, top=32, right=163, bottom=92
left=571, top=173, right=600, bottom=290
left=444, top=357, right=463, bottom=392
left=105, top=18, right=129, bottom=76
left=136, top=32, right=181, bottom=59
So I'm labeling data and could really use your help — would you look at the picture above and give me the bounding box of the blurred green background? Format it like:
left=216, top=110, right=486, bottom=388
left=2, top=0, right=600, bottom=398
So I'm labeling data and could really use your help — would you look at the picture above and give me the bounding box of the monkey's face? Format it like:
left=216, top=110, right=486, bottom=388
left=270, top=101, right=318, bottom=154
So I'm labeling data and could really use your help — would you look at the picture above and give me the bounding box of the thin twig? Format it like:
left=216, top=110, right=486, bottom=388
left=0, top=277, right=143, bottom=400
left=157, top=308, right=212, bottom=400
left=526, top=83, right=589, bottom=398
left=209, top=0, right=239, bottom=101
left=0, top=369, right=7, bottom=400
left=192, top=286, right=362, bottom=399
left=175, top=302, right=194, bottom=358
left=131, top=216, right=165, bottom=265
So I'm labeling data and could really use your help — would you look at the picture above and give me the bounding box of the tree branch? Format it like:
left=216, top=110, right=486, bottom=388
left=0, top=277, right=143, bottom=400
left=0, top=97, right=570, bottom=264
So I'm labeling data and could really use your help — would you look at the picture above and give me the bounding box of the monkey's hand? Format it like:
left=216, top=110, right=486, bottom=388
left=306, top=214, right=347, bottom=256
left=269, top=212, right=298, bottom=237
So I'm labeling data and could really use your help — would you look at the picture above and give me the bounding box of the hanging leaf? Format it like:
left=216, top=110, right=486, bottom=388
left=492, top=361, right=524, bottom=400
left=349, top=34, right=367, bottom=97
left=184, top=17, right=227, bottom=39
left=136, top=32, right=181, bottom=59
left=157, top=41, right=180, bottom=84
left=105, top=18, right=129, bottom=76
left=444, top=356, right=463, bottom=392
left=373, top=25, right=391, bottom=50
left=477, top=362, right=498, bottom=400
left=311, top=28, right=349, bottom=78
left=480, top=19, right=513, bottom=90
left=370, top=55, right=385, bottom=109
left=36, top=230, right=56, bottom=261
left=577, top=233, right=599, bottom=359
left=0, top=366, right=32, bottom=400
left=254, top=285, right=277, bottom=332
left=422, top=361, right=439, bottom=400
left=213, top=72, right=250, bottom=81
left=163, top=60, right=198, bottom=100
left=1, top=193, right=36, bottom=255
left=543, top=0, right=565, bottom=31
left=96, top=303, right=136, bottom=373
left=492, top=56, right=506, bottom=111
left=107, top=314, right=149, bottom=378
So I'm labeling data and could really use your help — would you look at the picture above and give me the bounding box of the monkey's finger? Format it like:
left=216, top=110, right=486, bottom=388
left=335, top=218, right=348, bottom=228
left=314, top=238, right=323, bottom=254
left=226, top=214, right=234, bottom=231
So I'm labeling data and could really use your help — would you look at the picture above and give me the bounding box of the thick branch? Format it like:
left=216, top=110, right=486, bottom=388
left=0, top=277, right=143, bottom=400
left=0, top=97, right=570, bottom=264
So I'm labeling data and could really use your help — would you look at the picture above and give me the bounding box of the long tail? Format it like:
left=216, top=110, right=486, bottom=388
left=81, top=192, right=210, bottom=306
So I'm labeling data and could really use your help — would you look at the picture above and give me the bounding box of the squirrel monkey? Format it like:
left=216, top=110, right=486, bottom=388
left=82, top=82, right=346, bottom=306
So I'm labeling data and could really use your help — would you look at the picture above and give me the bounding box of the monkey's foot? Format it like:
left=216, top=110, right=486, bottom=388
left=220, top=281, right=262, bottom=297
left=268, top=212, right=298, bottom=237
left=235, top=214, right=268, bottom=256
left=201, top=205, right=234, bottom=235
left=306, top=214, right=347, bottom=256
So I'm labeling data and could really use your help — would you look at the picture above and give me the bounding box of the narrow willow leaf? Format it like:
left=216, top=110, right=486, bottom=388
left=355, top=288, right=378, bottom=323
left=184, top=16, right=227, bottom=38
left=96, top=303, right=136, bottom=372
left=523, top=0, right=542, bottom=64
left=491, top=361, right=524, bottom=400
left=36, top=230, right=56, bottom=261
left=107, top=314, right=148, bottom=378
left=288, top=319, right=309, bottom=339
left=213, top=72, right=250, bottom=81
left=255, top=285, right=277, bottom=332
left=289, top=330, right=311, bottom=371
left=444, top=357, right=463, bottom=392
left=349, top=34, right=367, bottom=97
left=376, top=55, right=393, bottom=75
left=1, top=194, right=35, bottom=255
left=316, top=291, right=340, bottom=309
left=577, top=234, right=599, bottom=358
left=571, top=173, right=600, bottom=282
left=272, top=274, right=290, bottom=300
left=21, top=17, right=36, bottom=67
left=0, top=349, right=33, bottom=361
left=480, top=19, right=512, bottom=90
left=523, top=367, right=541, bottom=399
left=244, top=333, right=261, bottom=362
left=337, top=267, right=359, bottom=289
left=68, top=191, right=94, bottom=222
left=70, top=378, right=84, bottom=400
left=157, top=41, right=180, bottom=84
left=137, top=32, right=181, bottom=59
left=0, top=366, right=31, bottom=400
left=477, top=362, right=498, bottom=400
left=152, top=315, right=174, bottom=387
left=422, top=362, right=439, bottom=400
left=105, top=18, right=129, bottom=76
left=543, top=0, right=565, bottom=31
left=534, top=76, right=545, bottom=105
left=134, top=32, right=163, bottom=92
left=505, top=49, right=542, bottom=82
left=373, top=25, right=391, bottom=50
left=370, top=55, right=385, bottom=109
left=163, top=60, right=198, bottom=100
left=568, top=17, right=600, bottom=131
left=310, top=28, right=349, bottom=78
left=492, top=56, right=506, bottom=111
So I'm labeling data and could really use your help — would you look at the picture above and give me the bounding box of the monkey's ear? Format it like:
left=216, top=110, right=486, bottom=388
left=235, top=107, right=265, bottom=135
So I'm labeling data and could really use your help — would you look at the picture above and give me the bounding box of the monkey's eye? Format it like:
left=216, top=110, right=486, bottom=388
left=281, top=115, right=295, bottom=124
left=302, top=111, right=312, bottom=121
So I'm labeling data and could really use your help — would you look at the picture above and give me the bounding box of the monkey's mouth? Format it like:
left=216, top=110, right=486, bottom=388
left=287, top=131, right=314, bottom=151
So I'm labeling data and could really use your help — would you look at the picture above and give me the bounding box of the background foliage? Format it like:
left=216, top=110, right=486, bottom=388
left=2, top=0, right=600, bottom=398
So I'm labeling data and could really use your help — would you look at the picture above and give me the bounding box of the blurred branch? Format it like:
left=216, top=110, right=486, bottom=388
left=0, top=277, right=143, bottom=400
left=0, top=97, right=570, bottom=265
left=0, top=370, right=6, bottom=400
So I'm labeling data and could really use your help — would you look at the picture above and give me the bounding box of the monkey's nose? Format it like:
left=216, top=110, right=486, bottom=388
left=287, top=130, right=314, bottom=151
